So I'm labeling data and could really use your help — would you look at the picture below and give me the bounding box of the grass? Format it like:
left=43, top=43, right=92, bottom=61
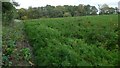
left=24, top=15, right=119, bottom=66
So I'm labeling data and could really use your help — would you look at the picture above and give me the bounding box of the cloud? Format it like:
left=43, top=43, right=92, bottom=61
left=15, top=0, right=119, bottom=9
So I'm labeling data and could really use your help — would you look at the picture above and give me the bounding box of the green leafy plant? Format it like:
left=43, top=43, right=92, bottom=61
left=20, top=48, right=31, bottom=61
left=24, top=15, right=118, bottom=66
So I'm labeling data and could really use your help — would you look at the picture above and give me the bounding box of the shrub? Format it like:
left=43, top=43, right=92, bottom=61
left=63, top=12, right=72, bottom=17
left=2, top=2, right=16, bottom=25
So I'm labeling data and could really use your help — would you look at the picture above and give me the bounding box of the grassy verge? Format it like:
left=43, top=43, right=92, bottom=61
left=2, top=20, right=34, bottom=66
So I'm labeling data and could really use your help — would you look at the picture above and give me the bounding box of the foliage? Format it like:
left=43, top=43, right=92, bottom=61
left=2, top=2, right=17, bottom=25
left=63, top=12, right=72, bottom=17
left=17, top=4, right=118, bottom=20
left=20, top=48, right=31, bottom=61
left=17, top=4, right=98, bottom=19
left=24, top=15, right=118, bottom=66
left=99, top=4, right=118, bottom=15
left=2, top=20, right=32, bottom=66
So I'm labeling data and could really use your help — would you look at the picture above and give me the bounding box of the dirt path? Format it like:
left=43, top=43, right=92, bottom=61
left=2, top=19, right=34, bottom=66
left=13, top=19, right=34, bottom=66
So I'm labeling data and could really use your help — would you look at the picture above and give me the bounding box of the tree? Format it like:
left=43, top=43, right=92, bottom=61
left=99, top=4, right=110, bottom=14
left=2, top=0, right=20, bottom=25
left=114, top=7, right=119, bottom=14
left=63, top=12, right=72, bottom=17
left=84, top=5, right=91, bottom=15
left=108, top=7, right=115, bottom=14
left=53, top=8, right=63, bottom=17
left=63, top=5, right=75, bottom=16
left=77, top=4, right=85, bottom=16
left=32, top=7, right=40, bottom=19
left=17, top=8, right=27, bottom=19
left=90, top=6, right=98, bottom=15
left=54, top=6, right=65, bottom=17
left=2, top=2, right=17, bottom=25
left=12, top=1, right=20, bottom=7
left=99, top=4, right=116, bottom=15
left=27, top=7, right=33, bottom=19
left=16, top=4, right=100, bottom=19
left=55, top=6, right=65, bottom=13
left=72, top=6, right=80, bottom=16
left=45, top=5, right=55, bottom=17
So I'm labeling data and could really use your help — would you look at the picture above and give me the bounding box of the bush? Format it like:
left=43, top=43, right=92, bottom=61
left=63, top=12, right=72, bottom=17
left=2, top=2, right=16, bottom=25
left=21, top=16, right=28, bottom=20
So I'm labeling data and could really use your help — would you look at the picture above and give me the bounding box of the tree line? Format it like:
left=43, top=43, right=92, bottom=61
left=2, top=2, right=119, bottom=21
left=16, top=4, right=119, bottom=20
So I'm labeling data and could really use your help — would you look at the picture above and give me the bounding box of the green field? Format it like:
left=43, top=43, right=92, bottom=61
left=24, top=15, right=118, bottom=66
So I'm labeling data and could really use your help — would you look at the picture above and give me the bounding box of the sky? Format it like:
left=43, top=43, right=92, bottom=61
left=14, top=0, right=120, bottom=9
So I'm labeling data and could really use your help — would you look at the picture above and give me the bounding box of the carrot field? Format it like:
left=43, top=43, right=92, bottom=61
left=23, top=15, right=119, bottom=66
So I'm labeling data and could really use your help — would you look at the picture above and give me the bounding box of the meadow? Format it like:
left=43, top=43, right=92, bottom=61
left=24, top=15, right=119, bottom=66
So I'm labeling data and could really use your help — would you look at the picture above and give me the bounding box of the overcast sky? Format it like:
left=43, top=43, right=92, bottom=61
left=14, top=0, right=120, bottom=9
